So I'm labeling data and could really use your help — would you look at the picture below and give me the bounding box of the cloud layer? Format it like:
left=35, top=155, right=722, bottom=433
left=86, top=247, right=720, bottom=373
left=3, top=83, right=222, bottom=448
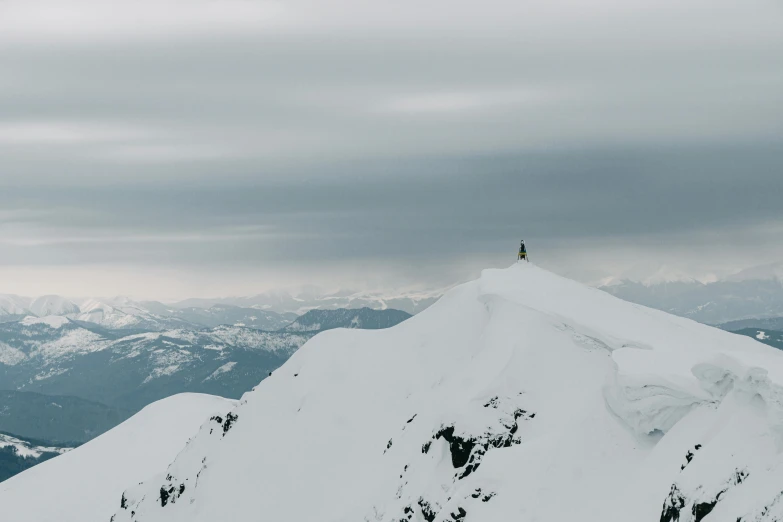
left=1, top=0, right=782, bottom=297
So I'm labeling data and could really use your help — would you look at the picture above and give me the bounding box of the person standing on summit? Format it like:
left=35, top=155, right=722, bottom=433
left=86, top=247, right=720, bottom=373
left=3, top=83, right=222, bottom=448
left=518, top=240, right=528, bottom=262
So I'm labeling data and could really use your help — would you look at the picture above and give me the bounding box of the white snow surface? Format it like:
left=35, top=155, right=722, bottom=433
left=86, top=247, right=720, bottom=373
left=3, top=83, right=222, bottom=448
left=0, top=393, right=236, bottom=522
left=104, top=264, right=783, bottom=522
left=12, top=264, right=783, bottom=522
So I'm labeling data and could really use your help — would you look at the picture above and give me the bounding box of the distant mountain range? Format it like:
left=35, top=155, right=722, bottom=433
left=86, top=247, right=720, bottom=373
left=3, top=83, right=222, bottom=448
left=719, top=316, right=783, bottom=331
left=0, top=307, right=409, bottom=412
left=0, top=390, right=127, bottom=484
left=0, top=431, right=72, bottom=483
left=729, top=328, right=783, bottom=351
left=283, top=307, right=412, bottom=332
left=0, top=306, right=412, bottom=482
left=0, top=390, right=130, bottom=444
left=3, top=322, right=309, bottom=411
left=0, top=295, right=295, bottom=332
left=169, top=289, right=440, bottom=315
left=599, top=266, right=783, bottom=325
left=0, top=289, right=436, bottom=331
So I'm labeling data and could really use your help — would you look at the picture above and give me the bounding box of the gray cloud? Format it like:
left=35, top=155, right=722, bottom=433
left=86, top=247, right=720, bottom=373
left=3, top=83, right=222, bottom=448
left=0, top=0, right=782, bottom=297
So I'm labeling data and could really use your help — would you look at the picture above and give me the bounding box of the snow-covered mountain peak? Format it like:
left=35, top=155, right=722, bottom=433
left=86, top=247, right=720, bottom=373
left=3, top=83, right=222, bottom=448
left=108, top=264, right=783, bottom=522
left=0, top=294, right=31, bottom=316
left=726, top=261, right=783, bottom=283
left=28, top=295, right=80, bottom=317
left=78, top=298, right=116, bottom=314
left=640, top=265, right=701, bottom=286
left=74, top=297, right=161, bottom=329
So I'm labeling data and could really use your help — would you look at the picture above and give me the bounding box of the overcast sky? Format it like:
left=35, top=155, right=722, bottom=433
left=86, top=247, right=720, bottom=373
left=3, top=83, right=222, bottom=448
left=1, top=0, right=782, bottom=299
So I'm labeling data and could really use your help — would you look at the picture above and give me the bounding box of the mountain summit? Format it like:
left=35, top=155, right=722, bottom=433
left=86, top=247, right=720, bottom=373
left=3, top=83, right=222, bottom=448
left=110, top=264, right=783, bottom=522
left=16, top=264, right=783, bottom=522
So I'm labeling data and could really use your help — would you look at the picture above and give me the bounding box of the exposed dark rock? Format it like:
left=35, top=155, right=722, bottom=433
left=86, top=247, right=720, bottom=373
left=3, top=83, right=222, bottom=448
left=160, top=486, right=170, bottom=507
left=661, top=469, right=749, bottom=522
left=451, top=507, right=467, bottom=520
left=222, top=412, right=238, bottom=435
left=435, top=426, right=475, bottom=469
left=660, top=484, right=685, bottom=522
left=430, top=407, right=529, bottom=480
left=693, top=500, right=717, bottom=522
left=484, top=397, right=500, bottom=408
left=680, top=444, right=703, bottom=471
left=418, top=498, right=436, bottom=522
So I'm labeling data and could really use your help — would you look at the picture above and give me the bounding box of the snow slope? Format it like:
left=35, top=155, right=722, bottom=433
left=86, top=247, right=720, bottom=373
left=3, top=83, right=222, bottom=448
left=105, top=264, right=783, bottom=522
left=0, top=393, right=235, bottom=522
left=13, top=264, right=783, bottom=522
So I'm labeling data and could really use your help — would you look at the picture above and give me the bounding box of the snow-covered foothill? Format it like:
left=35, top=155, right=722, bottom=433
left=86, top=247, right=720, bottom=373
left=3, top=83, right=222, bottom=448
left=0, top=433, right=71, bottom=459
left=0, top=393, right=236, bottom=522
left=20, top=315, right=71, bottom=329
left=96, top=264, right=783, bottom=522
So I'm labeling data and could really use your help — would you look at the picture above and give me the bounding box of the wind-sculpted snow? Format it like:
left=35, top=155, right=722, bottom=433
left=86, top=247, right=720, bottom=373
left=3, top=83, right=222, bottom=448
left=37, top=265, right=783, bottom=522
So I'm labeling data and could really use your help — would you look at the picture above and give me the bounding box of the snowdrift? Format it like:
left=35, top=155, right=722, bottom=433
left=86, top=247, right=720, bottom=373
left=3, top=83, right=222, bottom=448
left=48, top=265, right=783, bottom=520
left=0, top=393, right=236, bottom=522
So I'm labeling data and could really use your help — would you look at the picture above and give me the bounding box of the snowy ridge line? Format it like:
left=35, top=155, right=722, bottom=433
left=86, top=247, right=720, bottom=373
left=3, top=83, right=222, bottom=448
left=481, top=267, right=783, bottom=441
left=110, top=264, right=783, bottom=522
left=7, top=264, right=783, bottom=522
